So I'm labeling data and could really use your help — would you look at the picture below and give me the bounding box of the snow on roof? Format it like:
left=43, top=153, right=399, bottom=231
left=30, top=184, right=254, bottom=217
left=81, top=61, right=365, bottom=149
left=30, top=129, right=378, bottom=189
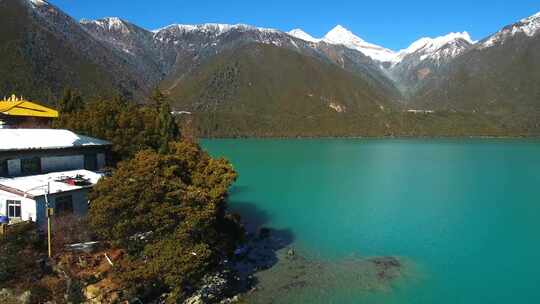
left=0, top=129, right=111, bottom=152
left=0, top=170, right=104, bottom=198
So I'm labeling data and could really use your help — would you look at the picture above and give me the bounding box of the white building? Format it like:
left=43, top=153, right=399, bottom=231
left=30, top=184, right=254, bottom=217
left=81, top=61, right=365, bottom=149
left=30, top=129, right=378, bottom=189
left=0, top=129, right=111, bottom=226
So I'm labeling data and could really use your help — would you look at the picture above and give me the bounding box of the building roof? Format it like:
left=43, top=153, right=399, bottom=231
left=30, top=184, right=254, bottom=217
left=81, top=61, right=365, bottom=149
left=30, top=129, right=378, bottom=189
left=0, top=170, right=104, bottom=199
left=0, top=129, right=111, bottom=152
left=0, top=95, right=59, bottom=118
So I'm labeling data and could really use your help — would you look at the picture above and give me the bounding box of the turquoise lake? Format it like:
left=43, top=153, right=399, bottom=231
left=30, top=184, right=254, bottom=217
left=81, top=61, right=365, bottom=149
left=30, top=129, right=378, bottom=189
left=203, top=139, right=540, bottom=303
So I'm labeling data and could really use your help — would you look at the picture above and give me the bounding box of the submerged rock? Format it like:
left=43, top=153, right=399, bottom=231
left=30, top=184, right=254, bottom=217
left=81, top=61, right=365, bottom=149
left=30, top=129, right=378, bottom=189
left=241, top=250, right=406, bottom=304
left=287, top=248, right=295, bottom=258
left=370, top=256, right=402, bottom=282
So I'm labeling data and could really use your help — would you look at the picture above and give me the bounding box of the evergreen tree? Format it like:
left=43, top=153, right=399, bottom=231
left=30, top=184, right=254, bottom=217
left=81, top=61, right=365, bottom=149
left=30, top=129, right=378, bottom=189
left=57, top=88, right=83, bottom=114
left=158, top=101, right=180, bottom=154
left=89, top=141, right=241, bottom=302
left=150, top=87, right=167, bottom=110
left=150, top=88, right=180, bottom=154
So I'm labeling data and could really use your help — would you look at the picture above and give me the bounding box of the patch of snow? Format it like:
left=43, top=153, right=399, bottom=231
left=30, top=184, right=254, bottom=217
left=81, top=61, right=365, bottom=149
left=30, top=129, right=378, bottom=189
left=153, top=23, right=279, bottom=36
left=400, top=32, right=472, bottom=55
left=322, top=25, right=398, bottom=63
left=81, top=17, right=131, bottom=34
left=29, top=0, right=47, bottom=7
left=480, top=11, right=540, bottom=49
left=288, top=29, right=320, bottom=43
left=518, top=11, right=540, bottom=36
left=0, top=129, right=111, bottom=152
left=396, top=32, right=473, bottom=63
left=329, top=102, right=346, bottom=113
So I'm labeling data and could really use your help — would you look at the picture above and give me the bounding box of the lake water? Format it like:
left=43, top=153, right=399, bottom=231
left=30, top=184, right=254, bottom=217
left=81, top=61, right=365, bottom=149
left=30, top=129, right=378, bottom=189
left=203, top=139, right=540, bottom=303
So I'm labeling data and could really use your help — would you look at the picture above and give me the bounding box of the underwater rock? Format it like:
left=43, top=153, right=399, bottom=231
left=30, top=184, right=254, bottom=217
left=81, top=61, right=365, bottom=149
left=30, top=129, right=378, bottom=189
left=241, top=250, right=406, bottom=303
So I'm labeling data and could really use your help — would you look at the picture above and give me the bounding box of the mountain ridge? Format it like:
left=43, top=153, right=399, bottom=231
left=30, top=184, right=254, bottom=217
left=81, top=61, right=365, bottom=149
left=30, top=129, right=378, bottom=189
left=2, top=0, right=540, bottom=136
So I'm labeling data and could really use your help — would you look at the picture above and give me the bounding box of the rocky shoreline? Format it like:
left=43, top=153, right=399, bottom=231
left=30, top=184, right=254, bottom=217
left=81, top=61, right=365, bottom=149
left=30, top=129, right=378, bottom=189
left=0, top=227, right=404, bottom=304
left=184, top=227, right=405, bottom=304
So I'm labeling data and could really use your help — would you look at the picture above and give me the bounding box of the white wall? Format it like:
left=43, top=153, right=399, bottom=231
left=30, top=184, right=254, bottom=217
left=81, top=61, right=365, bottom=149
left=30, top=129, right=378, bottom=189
left=0, top=189, right=91, bottom=227
left=0, top=189, right=37, bottom=222
left=41, top=155, right=85, bottom=173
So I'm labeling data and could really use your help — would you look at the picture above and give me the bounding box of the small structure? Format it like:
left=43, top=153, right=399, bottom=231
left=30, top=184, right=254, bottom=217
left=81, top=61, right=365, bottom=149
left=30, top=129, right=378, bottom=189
left=0, top=170, right=103, bottom=226
left=0, top=95, right=59, bottom=129
left=0, top=129, right=111, bottom=226
left=407, top=109, right=434, bottom=114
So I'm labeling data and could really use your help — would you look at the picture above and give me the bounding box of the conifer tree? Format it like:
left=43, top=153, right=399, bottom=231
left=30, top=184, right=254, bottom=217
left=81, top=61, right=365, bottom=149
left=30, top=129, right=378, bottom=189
left=151, top=88, right=180, bottom=153
left=57, top=88, right=83, bottom=113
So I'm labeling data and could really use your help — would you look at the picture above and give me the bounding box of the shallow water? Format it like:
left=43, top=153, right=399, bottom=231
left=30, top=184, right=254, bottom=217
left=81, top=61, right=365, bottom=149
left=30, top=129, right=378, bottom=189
left=203, top=139, right=540, bottom=303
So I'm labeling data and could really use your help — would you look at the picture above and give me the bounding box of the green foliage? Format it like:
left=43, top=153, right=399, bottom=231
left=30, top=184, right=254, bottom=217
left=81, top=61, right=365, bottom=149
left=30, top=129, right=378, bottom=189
left=0, top=222, right=45, bottom=286
left=153, top=90, right=180, bottom=154
left=150, top=87, right=168, bottom=109
left=53, top=93, right=181, bottom=161
left=88, top=141, right=240, bottom=302
left=57, top=88, right=83, bottom=114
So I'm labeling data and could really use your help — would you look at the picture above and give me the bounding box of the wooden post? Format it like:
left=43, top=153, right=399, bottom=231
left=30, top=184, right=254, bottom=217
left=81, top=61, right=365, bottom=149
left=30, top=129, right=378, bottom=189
left=47, top=210, right=52, bottom=258
left=0, top=224, right=6, bottom=239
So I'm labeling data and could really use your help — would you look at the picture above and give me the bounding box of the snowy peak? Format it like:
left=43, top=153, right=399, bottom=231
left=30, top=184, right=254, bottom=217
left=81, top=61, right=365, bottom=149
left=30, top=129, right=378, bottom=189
left=323, top=25, right=366, bottom=44
left=481, top=11, right=540, bottom=48
left=28, top=0, right=48, bottom=7
left=401, top=32, right=472, bottom=54
left=288, top=29, right=320, bottom=43
left=153, top=23, right=279, bottom=36
left=323, top=25, right=398, bottom=63
left=81, top=17, right=132, bottom=34
left=398, top=32, right=473, bottom=62
left=512, top=11, right=540, bottom=37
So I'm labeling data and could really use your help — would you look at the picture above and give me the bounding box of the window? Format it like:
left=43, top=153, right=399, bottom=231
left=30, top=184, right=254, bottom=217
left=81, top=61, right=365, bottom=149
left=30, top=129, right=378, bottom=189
left=7, top=200, right=21, bottom=218
left=21, top=157, right=41, bottom=175
left=0, top=160, right=7, bottom=177
left=84, top=154, right=97, bottom=171
left=55, top=195, right=73, bottom=215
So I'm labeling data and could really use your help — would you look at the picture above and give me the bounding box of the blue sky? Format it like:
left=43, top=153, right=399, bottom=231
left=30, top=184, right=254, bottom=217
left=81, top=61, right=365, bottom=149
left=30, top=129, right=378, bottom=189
left=49, top=0, right=539, bottom=50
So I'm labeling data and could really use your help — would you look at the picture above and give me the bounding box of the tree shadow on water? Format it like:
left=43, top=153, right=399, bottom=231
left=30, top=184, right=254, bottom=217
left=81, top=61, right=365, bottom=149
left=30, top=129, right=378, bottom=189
left=227, top=201, right=296, bottom=292
left=228, top=185, right=251, bottom=196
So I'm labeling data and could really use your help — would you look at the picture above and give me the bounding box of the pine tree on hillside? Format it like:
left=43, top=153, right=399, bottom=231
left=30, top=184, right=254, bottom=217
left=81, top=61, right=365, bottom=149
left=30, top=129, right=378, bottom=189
left=151, top=88, right=180, bottom=154
left=57, top=88, right=83, bottom=114
left=150, top=87, right=167, bottom=110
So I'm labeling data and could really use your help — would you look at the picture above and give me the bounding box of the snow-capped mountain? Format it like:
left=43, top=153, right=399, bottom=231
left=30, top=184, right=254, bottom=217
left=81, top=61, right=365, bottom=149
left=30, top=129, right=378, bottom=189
left=288, top=25, right=398, bottom=63
left=153, top=23, right=280, bottom=36
left=289, top=25, right=476, bottom=67
left=81, top=17, right=154, bottom=55
left=480, top=12, right=540, bottom=48
left=322, top=25, right=398, bottom=63
left=288, top=29, right=320, bottom=43
left=397, top=32, right=473, bottom=63
left=81, top=17, right=131, bottom=33
left=0, top=0, right=157, bottom=101
left=5, top=0, right=540, bottom=121
left=80, top=17, right=164, bottom=86
left=388, top=32, right=474, bottom=92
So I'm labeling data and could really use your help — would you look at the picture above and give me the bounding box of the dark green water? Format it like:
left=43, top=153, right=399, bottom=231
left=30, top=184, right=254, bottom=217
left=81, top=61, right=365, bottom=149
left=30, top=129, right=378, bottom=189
left=203, top=139, right=540, bottom=303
